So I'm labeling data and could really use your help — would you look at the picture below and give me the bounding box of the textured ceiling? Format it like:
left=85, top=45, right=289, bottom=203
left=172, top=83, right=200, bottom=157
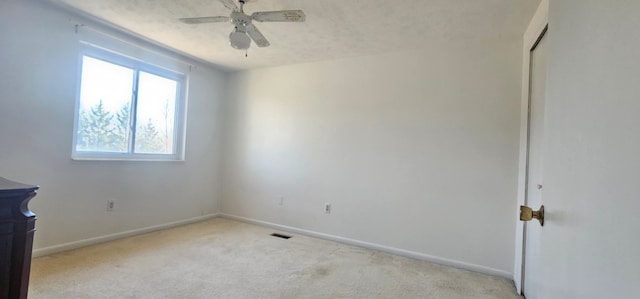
left=47, top=0, right=541, bottom=70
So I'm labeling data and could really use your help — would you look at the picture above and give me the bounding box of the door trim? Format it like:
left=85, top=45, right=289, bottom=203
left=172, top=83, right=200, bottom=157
left=514, top=0, right=549, bottom=294
left=521, top=26, right=547, bottom=296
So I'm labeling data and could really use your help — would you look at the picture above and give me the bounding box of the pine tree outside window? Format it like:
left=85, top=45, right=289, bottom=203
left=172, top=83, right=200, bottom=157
left=72, top=47, right=186, bottom=161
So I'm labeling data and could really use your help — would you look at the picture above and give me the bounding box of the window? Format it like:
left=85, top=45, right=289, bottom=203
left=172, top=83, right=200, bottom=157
left=72, top=46, right=186, bottom=160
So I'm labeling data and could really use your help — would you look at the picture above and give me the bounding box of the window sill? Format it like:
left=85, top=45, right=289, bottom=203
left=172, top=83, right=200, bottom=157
left=71, top=155, right=185, bottom=162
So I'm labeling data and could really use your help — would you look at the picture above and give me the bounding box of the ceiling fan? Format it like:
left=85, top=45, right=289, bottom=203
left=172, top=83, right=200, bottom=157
left=179, top=0, right=306, bottom=50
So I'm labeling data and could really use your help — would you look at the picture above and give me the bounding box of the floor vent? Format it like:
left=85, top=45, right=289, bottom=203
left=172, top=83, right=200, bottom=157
left=270, top=233, right=292, bottom=239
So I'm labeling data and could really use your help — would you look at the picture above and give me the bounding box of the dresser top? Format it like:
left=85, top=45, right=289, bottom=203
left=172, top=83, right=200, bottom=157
left=0, top=177, right=39, bottom=192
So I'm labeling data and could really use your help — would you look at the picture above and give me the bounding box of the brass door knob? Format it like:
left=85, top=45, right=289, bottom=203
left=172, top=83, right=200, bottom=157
left=520, top=205, right=544, bottom=226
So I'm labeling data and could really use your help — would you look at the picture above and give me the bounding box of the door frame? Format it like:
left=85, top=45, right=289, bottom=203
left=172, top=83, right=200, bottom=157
left=514, top=0, right=549, bottom=294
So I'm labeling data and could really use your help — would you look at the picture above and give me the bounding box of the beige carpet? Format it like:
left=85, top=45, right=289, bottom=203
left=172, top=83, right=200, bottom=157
left=30, top=218, right=522, bottom=299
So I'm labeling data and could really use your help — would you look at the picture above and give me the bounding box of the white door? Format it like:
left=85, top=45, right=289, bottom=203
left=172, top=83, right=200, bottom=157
left=522, top=29, right=548, bottom=299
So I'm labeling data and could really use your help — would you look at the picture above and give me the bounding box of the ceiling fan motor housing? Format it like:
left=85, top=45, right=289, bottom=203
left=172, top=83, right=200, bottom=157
left=230, top=12, right=251, bottom=26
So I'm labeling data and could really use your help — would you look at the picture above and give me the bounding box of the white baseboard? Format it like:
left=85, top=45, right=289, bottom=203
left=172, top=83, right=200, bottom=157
left=32, top=213, right=220, bottom=258
left=220, top=213, right=513, bottom=279
left=33, top=212, right=513, bottom=280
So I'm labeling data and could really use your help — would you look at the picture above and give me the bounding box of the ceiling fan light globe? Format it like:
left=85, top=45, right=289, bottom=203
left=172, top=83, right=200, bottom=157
left=229, top=31, right=251, bottom=50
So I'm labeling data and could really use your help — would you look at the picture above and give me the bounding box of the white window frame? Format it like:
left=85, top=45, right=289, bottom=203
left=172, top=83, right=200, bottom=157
left=72, top=44, right=187, bottom=161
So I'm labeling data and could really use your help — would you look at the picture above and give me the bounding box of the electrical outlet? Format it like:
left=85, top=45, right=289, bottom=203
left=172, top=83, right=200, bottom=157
left=107, top=200, right=115, bottom=212
left=324, top=203, right=331, bottom=214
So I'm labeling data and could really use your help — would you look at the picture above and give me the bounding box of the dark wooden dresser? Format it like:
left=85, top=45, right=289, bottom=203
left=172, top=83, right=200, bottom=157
left=0, top=177, right=38, bottom=299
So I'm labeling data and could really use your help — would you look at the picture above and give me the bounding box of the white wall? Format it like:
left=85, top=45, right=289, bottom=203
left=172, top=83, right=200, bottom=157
left=538, top=0, right=640, bottom=297
left=222, top=40, right=523, bottom=275
left=0, top=0, right=226, bottom=252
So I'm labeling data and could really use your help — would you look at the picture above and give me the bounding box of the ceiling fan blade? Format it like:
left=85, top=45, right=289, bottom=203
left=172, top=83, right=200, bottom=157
left=251, top=10, right=306, bottom=22
left=179, top=16, right=230, bottom=24
left=218, top=0, right=239, bottom=11
left=245, top=24, right=270, bottom=47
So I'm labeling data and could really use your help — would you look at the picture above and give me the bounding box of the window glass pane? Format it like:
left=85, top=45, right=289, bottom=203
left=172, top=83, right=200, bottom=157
left=134, top=71, right=178, bottom=154
left=76, top=56, right=133, bottom=152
